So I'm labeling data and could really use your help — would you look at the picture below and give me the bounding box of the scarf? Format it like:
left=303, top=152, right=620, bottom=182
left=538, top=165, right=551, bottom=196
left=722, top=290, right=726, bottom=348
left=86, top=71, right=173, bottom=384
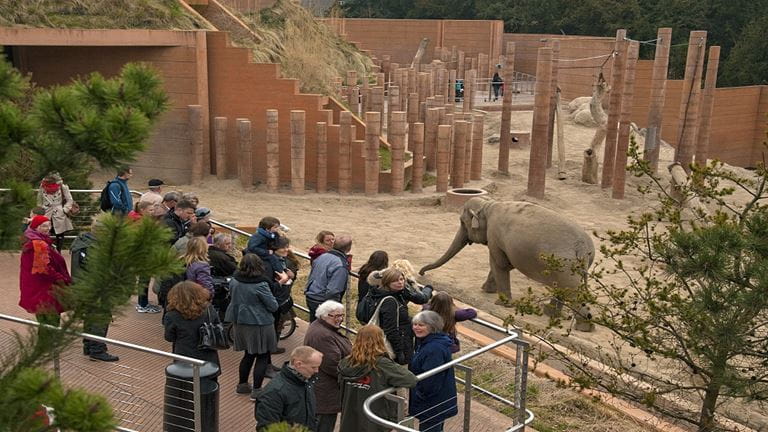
left=41, top=181, right=61, bottom=195
left=25, top=229, right=52, bottom=275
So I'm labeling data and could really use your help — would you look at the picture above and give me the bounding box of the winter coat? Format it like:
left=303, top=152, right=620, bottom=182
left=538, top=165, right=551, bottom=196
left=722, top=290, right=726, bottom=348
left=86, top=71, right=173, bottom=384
left=304, top=249, right=349, bottom=303
left=19, top=229, right=71, bottom=315
left=263, top=255, right=294, bottom=312
left=163, top=305, right=220, bottom=368
left=409, top=333, right=458, bottom=429
left=246, top=228, right=277, bottom=258
left=256, top=364, right=318, bottom=431
left=163, top=210, right=186, bottom=244
left=307, top=244, right=328, bottom=263
left=303, top=319, right=352, bottom=414
left=186, top=260, right=214, bottom=296
left=108, top=177, right=133, bottom=215
left=37, top=183, right=75, bottom=234
left=422, top=304, right=477, bottom=353
left=337, top=355, right=418, bottom=432
left=69, top=231, right=96, bottom=281
left=225, top=273, right=278, bottom=325
left=208, top=246, right=237, bottom=277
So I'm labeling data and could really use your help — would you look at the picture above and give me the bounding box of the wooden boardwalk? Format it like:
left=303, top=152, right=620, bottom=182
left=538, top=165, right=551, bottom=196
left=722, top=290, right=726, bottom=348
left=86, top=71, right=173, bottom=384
left=0, top=252, right=524, bottom=431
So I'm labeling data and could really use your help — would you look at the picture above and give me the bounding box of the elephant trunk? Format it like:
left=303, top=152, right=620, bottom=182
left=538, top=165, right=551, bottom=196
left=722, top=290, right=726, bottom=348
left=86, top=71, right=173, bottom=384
left=419, top=226, right=469, bottom=275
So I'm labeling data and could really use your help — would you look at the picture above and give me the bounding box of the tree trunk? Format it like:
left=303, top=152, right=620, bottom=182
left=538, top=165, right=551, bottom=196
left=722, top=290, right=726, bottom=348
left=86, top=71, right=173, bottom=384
left=583, top=74, right=608, bottom=184
left=698, top=382, right=721, bottom=432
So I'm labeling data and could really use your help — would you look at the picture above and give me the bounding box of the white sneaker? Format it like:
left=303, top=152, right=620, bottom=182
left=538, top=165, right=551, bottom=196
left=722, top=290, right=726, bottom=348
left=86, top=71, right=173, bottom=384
left=136, top=304, right=161, bottom=314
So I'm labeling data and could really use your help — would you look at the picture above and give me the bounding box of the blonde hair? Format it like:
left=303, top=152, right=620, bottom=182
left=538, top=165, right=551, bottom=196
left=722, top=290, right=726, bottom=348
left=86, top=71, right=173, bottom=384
left=391, top=259, right=417, bottom=281
left=347, top=325, right=389, bottom=370
left=184, top=236, right=209, bottom=266
left=380, top=268, right=404, bottom=291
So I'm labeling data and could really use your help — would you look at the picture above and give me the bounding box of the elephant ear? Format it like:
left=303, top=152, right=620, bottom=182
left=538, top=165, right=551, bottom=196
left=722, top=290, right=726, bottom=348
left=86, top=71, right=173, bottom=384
left=469, top=209, right=481, bottom=229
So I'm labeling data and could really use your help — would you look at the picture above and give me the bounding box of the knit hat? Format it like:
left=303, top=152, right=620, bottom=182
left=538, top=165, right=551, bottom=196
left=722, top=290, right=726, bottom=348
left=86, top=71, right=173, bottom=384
left=30, top=215, right=50, bottom=230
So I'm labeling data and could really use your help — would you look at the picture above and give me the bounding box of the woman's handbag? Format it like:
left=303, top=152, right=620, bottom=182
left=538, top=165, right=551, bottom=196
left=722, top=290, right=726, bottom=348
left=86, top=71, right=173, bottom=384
left=198, top=306, right=230, bottom=351
left=367, top=296, right=398, bottom=359
left=67, top=201, right=80, bottom=216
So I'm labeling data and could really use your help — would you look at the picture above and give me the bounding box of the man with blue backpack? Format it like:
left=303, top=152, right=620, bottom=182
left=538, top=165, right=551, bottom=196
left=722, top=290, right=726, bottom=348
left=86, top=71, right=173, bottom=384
left=100, top=166, right=133, bottom=215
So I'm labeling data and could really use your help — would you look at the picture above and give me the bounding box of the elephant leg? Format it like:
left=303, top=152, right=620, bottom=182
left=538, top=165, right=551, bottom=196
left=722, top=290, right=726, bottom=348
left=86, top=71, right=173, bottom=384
left=486, top=245, right=513, bottom=303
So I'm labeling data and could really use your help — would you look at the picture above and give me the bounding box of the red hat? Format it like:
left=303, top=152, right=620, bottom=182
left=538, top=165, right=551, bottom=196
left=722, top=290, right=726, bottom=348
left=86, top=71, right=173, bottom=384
left=29, top=215, right=50, bottom=230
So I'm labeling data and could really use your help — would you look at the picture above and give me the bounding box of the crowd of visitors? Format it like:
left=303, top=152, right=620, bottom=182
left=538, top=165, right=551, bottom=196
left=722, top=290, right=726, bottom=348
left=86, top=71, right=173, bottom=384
left=17, top=165, right=479, bottom=432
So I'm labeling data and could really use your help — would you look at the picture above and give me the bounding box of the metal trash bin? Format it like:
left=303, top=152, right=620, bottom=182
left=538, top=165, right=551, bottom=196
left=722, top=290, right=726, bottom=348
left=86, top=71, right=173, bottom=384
left=164, top=361, right=220, bottom=432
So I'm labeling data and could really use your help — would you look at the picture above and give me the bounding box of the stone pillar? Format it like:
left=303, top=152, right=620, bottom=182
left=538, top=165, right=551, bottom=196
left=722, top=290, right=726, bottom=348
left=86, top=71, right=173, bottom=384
left=408, top=68, right=417, bottom=99
left=418, top=73, right=430, bottom=120
left=338, top=111, right=352, bottom=195
left=364, top=112, right=381, bottom=196
left=436, top=67, right=447, bottom=97
left=316, top=121, right=328, bottom=193
left=346, top=70, right=357, bottom=114
left=612, top=42, right=640, bottom=200
left=412, top=122, right=425, bottom=193
left=361, top=75, right=370, bottom=113
left=388, top=85, right=400, bottom=134
left=266, top=110, right=279, bottom=192
left=290, top=111, right=305, bottom=195
left=694, top=46, right=721, bottom=166
left=452, top=120, right=468, bottom=188
left=382, top=55, right=391, bottom=84
left=214, top=117, right=227, bottom=180
left=237, top=118, right=253, bottom=188
left=457, top=51, right=465, bottom=79
left=188, top=105, right=204, bottom=183
left=643, top=28, right=672, bottom=173
left=390, top=111, right=407, bottom=195
left=372, top=86, right=385, bottom=130
left=425, top=107, right=440, bottom=171
left=464, top=118, right=473, bottom=180
left=601, top=29, right=628, bottom=189
left=437, top=124, right=451, bottom=193
left=376, top=73, right=385, bottom=87
left=498, top=42, right=516, bottom=174
left=448, top=69, right=456, bottom=103
left=407, top=93, right=419, bottom=151
left=546, top=40, right=560, bottom=168
left=471, top=113, right=484, bottom=180
left=674, top=31, right=708, bottom=171
left=527, top=47, right=554, bottom=199
left=478, top=53, right=489, bottom=80
left=400, top=68, right=410, bottom=111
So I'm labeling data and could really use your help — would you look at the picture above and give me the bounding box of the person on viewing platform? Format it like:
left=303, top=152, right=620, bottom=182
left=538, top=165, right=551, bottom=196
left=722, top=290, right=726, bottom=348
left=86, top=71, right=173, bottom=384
left=409, top=310, right=457, bottom=432
left=358, top=268, right=432, bottom=365
left=304, top=234, right=353, bottom=322
left=37, top=171, right=76, bottom=251
left=108, top=166, right=133, bottom=215
left=163, top=281, right=220, bottom=371
left=181, top=192, right=199, bottom=209
left=160, top=191, right=180, bottom=217
left=183, top=236, right=214, bottom=298
left=226, top=254, right=279, bottom=401
left=127, top=201, right=153, bottom=221
left=164, top=199, right=195, bottom=244
left=338, top=325, right=417, bottom=432
left=174, top=221, right=211, bottom=256
left=139, top=178, right=164, bottom=217
left=208, top=233, right=238, bottom=321
left=194, top=207, right=214, bottom=244
left=19, top=215, right=72, bottom=336
left=246, top=216, right=287, bottom=283
left=308, top=230, right=335, bottom=263
left=492, top=65, right=503, bottom=101
left=423, top=292, right=477, bottom=354
left=303, top=300, right=352, bottom=432
left=356, top=250, right=389, bottom=312
left=255, top=346, right=322, bottom=431
left=263, top=236, right=299, bottom=357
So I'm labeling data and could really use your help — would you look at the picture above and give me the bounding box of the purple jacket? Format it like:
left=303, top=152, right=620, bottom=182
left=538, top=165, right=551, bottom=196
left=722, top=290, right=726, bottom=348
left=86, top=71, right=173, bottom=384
left=422, top=305, right=477, bottom=353
left=186, top=261, right=214, bottom=296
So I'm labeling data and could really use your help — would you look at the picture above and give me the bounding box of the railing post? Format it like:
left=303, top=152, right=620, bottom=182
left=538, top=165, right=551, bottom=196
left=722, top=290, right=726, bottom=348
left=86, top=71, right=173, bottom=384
left=193, top=364, right=202, bottom=432
left=515, top=340, right=530, bottom=429
left=463, top=366, right=473, bottom=432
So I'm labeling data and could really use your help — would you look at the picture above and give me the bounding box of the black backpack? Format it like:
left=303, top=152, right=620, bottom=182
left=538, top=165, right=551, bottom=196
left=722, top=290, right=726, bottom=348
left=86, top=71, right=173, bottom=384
left=356, top=294, right=377, bottom=325
left=99, top=180, right=116, bottom=211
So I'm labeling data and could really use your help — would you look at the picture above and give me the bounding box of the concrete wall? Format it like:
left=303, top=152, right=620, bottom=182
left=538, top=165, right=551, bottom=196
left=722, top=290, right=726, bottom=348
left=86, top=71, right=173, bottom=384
left=2, top=29, right=207, bottom=184
left=322, top=18, right=503, bottom=68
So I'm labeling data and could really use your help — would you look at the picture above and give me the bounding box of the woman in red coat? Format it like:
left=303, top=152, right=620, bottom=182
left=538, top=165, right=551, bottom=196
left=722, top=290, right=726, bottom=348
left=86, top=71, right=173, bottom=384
left=19, top=215, right=72, bottom=327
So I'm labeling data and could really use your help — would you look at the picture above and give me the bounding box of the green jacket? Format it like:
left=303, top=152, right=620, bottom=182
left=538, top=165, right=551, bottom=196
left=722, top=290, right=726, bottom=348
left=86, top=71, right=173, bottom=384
left=256, top=364, right=317, bottom=431
left=337, top=355, right=418, bottom=432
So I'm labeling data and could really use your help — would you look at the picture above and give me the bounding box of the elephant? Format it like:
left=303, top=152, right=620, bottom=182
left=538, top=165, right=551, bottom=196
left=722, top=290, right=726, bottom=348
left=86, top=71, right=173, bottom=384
left=419, top=197, right=595, bottom=312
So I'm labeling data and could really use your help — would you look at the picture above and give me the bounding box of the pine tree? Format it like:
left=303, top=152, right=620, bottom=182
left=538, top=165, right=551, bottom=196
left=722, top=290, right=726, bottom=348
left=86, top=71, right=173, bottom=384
left=511, top=140, right=768, bottom=431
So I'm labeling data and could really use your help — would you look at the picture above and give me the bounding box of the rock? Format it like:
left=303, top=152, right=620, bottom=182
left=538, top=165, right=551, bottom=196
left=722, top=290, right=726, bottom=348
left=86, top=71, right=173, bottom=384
left=573, top=105, right=597, bottom=127
left=487, top=134, right=500, bottom=145
left=567, top=96, right=592, bottom=112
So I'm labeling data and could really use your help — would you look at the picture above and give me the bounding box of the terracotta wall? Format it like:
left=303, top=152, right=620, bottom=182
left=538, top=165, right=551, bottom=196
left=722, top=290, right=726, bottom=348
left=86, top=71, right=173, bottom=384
left=321, top=19, right=503, bottom=68
left=12, top=44, right=202, bottom=183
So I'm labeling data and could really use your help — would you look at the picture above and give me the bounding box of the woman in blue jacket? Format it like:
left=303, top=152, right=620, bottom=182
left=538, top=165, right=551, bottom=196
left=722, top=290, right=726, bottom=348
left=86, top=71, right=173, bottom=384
left=225, top=253, right=279, bottom=401
left=409, top=310, right=458, bottom=432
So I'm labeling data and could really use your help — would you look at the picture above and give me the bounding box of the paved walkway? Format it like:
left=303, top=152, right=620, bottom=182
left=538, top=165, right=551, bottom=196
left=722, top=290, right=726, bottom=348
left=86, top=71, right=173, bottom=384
left=0, top=252, right=524, bottom=431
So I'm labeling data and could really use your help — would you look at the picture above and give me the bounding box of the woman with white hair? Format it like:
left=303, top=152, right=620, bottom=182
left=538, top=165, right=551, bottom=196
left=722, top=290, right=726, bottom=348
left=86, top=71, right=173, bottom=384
left=303, top=300, right=352, bottom=432
left=409, top=310, right=457, bottom=432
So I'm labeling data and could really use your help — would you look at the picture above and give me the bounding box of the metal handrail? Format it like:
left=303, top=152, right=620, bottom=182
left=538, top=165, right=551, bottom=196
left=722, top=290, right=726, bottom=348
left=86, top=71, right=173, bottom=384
left=0, top=313, right=206, bottom=432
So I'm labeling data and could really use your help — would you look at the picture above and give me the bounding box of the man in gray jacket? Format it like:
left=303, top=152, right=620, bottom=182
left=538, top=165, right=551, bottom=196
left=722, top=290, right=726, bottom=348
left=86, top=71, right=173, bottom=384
left=304, top=235, right=352, bottom=322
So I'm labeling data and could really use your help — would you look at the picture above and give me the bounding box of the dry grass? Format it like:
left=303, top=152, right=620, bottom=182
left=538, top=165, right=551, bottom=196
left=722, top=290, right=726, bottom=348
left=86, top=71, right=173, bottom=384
left=0, top=0, right=208, bottom=29
left=234, top=0, right=372, bottom=94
